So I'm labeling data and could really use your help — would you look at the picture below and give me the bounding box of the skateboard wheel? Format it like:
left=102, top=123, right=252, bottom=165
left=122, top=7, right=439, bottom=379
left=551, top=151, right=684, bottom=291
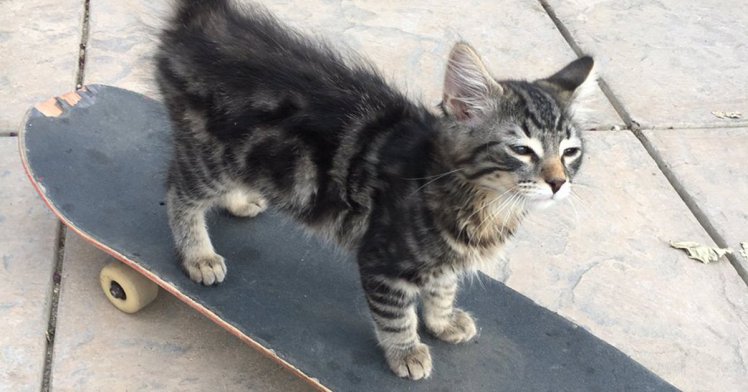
left=99, top=262, right=158, bottom=313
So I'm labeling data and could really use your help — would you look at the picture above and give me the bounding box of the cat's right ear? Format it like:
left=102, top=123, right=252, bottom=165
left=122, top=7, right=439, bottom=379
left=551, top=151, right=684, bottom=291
left=442, top=42, right=503, bottom=122
left=541, top=56, right=595, bottom=107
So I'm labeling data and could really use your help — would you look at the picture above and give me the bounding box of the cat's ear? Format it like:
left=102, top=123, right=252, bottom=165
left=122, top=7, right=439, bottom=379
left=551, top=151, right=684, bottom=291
left=442, top=42, right=503, bottom=121
left=542, top=56, right=595, bottom=107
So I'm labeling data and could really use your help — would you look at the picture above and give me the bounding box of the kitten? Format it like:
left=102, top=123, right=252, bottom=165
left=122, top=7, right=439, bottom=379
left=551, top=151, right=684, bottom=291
left=156, top=0, right=593, bottom=380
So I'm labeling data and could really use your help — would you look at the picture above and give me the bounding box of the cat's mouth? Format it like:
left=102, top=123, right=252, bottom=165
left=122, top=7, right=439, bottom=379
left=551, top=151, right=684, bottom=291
left=522, top=182, right=571, bottom=209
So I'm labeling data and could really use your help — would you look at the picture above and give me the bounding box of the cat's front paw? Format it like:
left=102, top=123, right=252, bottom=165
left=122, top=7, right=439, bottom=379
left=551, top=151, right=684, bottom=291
left=183, top=253, right=226, bottom=285
left=428, top=309, right=477, bottom=344
left=385, top=343, right=432, bottom=380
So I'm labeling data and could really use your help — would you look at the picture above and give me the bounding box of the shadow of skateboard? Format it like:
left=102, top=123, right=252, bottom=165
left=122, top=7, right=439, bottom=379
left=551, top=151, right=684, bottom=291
left=19, top=85, right=677, bottom=391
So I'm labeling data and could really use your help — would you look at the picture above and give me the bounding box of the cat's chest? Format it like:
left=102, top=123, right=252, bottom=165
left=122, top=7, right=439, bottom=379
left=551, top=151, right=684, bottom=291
left=452, top=241, right=507, bottom=274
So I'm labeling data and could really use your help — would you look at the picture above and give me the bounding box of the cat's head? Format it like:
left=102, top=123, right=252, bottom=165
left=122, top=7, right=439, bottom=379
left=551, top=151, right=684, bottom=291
left=438, top=42, right=594, bottom=209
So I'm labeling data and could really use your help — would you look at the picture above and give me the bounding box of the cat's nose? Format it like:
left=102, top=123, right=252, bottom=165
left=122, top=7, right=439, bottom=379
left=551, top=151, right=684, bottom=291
left=545, top=178, right=566, bottom=194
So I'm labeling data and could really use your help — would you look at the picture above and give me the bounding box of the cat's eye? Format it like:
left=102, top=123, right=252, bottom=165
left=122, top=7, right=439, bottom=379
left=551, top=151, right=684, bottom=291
left=510, top=145, right=534, bottom=156
left=563, top=147, right=581, bottom=157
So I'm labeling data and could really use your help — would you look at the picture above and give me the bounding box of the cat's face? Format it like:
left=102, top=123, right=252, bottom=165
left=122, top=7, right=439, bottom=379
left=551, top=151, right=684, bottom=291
left=441, top=43, right=593, bottom=209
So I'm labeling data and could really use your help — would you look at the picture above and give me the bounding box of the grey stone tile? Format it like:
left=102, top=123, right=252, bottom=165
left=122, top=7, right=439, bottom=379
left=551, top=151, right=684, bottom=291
left=0, top=137, right=59, bottom=392
left=0, top=0, right=83, bottom=131
left=271, top=0, right=622, bottom=128
left=84, top=0, right=622, bottom=128
left=482, top=131, right=748, bottom=391
left=83, top=1, right=167, bottom=96
left=545, top=0, right=748, bottom=129
left=51, top=232, right=313, bottom=391
left=643, top=128, right=748, bottom=275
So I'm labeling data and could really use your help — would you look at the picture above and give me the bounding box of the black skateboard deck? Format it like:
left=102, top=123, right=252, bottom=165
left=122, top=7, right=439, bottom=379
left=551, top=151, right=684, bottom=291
left=19, top=85, right=676, bottom=391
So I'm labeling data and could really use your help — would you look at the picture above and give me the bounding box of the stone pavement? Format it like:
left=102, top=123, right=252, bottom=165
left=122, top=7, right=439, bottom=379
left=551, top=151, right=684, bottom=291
left=0, top=0, right=746, bottom=391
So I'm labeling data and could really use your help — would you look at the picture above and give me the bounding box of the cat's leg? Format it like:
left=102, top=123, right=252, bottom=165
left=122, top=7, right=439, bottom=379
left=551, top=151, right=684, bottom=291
left=220, top=187, right=268, bottom=218
left=421, top=273, right=477, bottom=344
left=166, top=186, right=226, bottom=285
left=362, top=276, right=432, bottom=380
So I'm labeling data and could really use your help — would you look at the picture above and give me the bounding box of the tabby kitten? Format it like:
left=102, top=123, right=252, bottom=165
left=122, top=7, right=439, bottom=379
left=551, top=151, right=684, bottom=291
left=157, top=0, right=593, bottom=380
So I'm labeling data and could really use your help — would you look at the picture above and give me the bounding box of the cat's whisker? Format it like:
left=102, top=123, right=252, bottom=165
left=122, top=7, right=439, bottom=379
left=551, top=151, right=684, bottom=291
left=569, top=181, right=596, bottom=189
left=465, top=195, right=507, bottom=246
left=474, top=191, right=521, bottom=243
left=471, top=196, right=509, bottom=240
left=462, top=200, right=503, bottom=246
left=497, top=194, right=524, bottom=237
left=570, top=189, right=585, bottom=204
left=457, top=187, right=517, bottom=243
left=493, top=205, right=513, bottom=239
left=569, top=190, right=593, bottom=215
left=491, top=198, right=515, bottom=238
left=402, top=168, right=464, bottom=181
left=472, top=269, right=488, bottom=292
left=406, top=169, right=464, bottom=198
left=570, top=182, right=609, bottom=204
left=567, top=193, right=580, bottom=222
left=480, top=189, right=519, bottom=225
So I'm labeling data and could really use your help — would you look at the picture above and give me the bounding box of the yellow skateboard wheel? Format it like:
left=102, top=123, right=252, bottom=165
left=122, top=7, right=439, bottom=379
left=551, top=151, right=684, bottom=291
left=99, top=262, right=159, bottom=313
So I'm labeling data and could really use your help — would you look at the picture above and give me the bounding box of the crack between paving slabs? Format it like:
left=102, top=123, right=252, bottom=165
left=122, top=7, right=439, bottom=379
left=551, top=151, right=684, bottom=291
left=632, top=131, right=748, bottom=285
left=75, top=0, right=91, bottom=89
left=538, top=0, right=748, bottom=287
left=538, top=0, right=633, bottom=128
left=40, top=223, right=66, bottom=392
left=41, top=1, right=91, bottom=390
left=636, top=122, right=748, bottom=131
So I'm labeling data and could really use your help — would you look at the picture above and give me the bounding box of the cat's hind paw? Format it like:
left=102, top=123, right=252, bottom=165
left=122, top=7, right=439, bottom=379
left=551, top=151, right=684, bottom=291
left=385, top=343, right=432, bottom=380
left=183, top=253, right=226, bottom=286
left=222, top=190, right=268, bottom=218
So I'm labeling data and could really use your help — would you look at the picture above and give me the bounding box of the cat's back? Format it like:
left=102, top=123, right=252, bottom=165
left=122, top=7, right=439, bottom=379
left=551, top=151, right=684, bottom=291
left=157, top=0, right=403, bottom=119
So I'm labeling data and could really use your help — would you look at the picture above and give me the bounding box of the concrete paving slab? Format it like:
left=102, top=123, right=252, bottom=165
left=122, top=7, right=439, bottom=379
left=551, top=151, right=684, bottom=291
left=51, top=232, right=313, bottom=391
left=269, top=0, right=622, bottom=129
left=84, top=0, right=622, bottom=129
left=83, top=1, right=167, bottom=96
left=643, top=128, right=748, bottom=276
left=483, top=130, right=748, bottom=391
left=0, top=138, right=59, bottom=391
left=544, top=0, right=748, bottom=129
left=0, top=0, right=83, bottom=131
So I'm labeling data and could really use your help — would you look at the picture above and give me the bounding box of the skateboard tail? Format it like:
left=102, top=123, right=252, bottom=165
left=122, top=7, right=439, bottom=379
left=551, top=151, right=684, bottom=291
left=17, top=86, right=333, bottom=392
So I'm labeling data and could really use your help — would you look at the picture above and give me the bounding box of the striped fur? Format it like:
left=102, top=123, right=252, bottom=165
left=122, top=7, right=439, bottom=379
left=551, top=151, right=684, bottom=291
left=156, top=0, right=594, bottom=380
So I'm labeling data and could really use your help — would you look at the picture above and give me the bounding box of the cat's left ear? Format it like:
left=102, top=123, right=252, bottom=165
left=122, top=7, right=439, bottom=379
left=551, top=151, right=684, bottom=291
left=442, top=42, right=503, bottom=122
left=541, top=56, right=595, bottom=107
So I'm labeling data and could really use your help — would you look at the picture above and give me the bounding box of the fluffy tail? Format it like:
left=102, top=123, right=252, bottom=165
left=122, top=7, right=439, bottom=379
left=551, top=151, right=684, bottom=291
left=173, top=0, right=230, bottom=24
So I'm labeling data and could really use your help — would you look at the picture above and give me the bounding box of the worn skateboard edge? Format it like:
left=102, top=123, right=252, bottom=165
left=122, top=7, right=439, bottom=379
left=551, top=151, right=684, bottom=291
left=33, top=88, right=88, bottom=117
left=18, top=86, right=331, bottom=392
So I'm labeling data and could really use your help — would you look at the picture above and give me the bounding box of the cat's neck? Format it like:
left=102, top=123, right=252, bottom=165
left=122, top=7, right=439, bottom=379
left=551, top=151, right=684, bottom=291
left=424, top=142, right=526, bottom=251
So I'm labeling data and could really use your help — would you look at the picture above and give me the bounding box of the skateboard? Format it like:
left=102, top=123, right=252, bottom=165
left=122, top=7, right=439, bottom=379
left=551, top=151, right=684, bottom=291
left=19, top=85, right=676, bottom=391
